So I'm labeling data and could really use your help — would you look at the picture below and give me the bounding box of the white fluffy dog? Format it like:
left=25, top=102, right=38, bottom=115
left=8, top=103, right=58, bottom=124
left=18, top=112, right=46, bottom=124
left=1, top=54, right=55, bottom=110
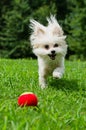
left=30, top=15, right=67, bottom=89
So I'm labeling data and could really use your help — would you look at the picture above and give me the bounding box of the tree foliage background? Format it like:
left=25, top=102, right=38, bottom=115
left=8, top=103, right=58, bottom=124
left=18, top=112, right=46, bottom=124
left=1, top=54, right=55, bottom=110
left=0, top=0, right=86, bottom=60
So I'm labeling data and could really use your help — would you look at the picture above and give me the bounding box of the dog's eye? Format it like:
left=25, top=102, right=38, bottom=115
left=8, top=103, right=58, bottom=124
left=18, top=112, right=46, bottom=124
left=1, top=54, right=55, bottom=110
left=44, top=45, right=49, bottom=49
left=54, top=43, right=58, bottom=47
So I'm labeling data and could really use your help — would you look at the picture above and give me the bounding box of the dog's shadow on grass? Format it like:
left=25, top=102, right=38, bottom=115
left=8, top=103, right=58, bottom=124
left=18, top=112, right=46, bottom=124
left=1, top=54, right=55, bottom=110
left=49, top=78, right=79, bottom=92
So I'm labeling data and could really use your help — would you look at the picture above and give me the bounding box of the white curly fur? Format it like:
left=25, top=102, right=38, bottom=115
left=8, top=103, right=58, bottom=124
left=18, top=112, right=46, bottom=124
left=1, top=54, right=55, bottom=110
left=30, top=15, right=68, bottom=89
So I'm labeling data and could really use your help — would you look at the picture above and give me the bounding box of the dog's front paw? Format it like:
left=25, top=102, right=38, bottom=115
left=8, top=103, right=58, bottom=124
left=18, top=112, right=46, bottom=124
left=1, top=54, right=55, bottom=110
left=39, top=82, right=47, bottom=89
left=53, top=72, right=62, bottom=79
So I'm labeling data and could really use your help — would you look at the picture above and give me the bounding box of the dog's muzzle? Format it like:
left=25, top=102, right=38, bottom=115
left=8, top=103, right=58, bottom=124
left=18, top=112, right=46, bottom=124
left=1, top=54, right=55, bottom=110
left=48, top=50, right=56, bottom=60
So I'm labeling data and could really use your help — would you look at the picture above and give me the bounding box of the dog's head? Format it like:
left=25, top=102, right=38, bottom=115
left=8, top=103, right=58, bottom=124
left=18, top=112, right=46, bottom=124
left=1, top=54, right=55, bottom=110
left=30, top=15, right=67, bottom=60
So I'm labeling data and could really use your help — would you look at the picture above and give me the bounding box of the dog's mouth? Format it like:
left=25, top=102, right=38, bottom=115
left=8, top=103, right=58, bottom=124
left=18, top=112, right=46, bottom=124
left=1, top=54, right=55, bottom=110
left=48, top=54, right=56, bottom=60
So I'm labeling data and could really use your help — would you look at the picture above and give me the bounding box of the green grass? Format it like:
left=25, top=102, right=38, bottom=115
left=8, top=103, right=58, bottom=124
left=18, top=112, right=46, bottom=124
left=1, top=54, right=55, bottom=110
left=0, top=59, right=86, bottom=130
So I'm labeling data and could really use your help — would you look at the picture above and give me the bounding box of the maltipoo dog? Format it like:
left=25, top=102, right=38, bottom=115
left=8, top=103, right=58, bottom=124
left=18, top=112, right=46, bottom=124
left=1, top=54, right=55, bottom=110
left=30, top=15, right=67, bottom=89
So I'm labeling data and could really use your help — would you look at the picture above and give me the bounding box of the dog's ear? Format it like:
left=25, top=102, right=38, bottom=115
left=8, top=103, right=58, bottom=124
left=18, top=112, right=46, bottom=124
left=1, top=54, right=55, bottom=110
left=47, top=15, right=63, bottom=36
left=36, top=28, right=45, bottom=36
left=30, top=19, right=45, bottom=36
left=52, top=27, right=63, bottom=36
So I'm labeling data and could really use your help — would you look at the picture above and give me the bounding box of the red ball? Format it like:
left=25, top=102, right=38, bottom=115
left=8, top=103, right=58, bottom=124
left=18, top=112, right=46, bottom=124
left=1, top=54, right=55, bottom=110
left=18, top=92, right=38, bottom=107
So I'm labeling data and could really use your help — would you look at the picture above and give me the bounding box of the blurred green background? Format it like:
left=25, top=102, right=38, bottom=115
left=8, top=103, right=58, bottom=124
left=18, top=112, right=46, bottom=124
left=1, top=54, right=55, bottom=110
left=0, top=0, right=86, bottom=60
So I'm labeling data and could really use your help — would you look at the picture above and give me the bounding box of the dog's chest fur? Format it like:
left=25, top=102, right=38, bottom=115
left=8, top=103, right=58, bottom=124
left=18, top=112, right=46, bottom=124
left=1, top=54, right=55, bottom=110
left=38, top=55, right=63, bottom=75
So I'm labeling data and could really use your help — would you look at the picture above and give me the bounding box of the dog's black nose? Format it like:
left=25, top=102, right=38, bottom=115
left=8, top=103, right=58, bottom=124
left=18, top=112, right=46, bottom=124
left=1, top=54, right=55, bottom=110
left=51, top=50, right=55, bottom=54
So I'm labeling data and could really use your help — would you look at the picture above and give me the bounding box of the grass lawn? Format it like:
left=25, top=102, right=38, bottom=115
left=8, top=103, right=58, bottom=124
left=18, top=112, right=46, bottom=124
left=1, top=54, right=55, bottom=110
left=0, top=59, right=86, bottom=130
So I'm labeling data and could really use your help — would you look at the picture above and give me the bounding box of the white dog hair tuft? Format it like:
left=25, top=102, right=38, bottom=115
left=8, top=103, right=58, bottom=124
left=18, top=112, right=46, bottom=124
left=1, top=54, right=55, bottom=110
left=30, top=19, right=46, bottom=32
left=47, top=15, right=63, bottom=36
left=47, top=15, right=59, bottom=26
